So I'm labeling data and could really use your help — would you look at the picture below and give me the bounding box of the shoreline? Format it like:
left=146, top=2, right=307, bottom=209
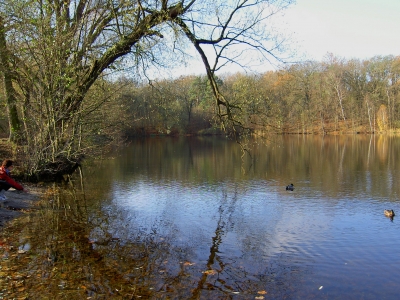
left=0, top=186, right=42, bottom=228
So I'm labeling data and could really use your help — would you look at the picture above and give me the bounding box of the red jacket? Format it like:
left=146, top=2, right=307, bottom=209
left=0, top=166, right=24, bottom=190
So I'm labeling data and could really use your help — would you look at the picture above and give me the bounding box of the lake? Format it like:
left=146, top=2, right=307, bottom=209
left=2, top=135, right=400, bottom=299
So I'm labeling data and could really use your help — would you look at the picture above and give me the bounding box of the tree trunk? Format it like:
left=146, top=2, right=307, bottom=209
left=0, top=16, right=21, bottom=141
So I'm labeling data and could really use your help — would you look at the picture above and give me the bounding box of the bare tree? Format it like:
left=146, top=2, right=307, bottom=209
left=174, top=0, right=293, bottom=135
left=0, top=0, right=293, bottom=176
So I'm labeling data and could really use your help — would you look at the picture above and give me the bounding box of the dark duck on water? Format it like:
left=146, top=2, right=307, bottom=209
left=286, top=184, right=294, bottom=191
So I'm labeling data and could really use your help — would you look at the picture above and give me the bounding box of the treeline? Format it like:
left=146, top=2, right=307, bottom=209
left=94, top=54, right=400, bottom=139
left=1, top=54, right=399, bottom=176
left=2, top=54, right=399, bottom=145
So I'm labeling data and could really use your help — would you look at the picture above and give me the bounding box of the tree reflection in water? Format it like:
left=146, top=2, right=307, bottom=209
left=0, top=181, right=306, bottom=299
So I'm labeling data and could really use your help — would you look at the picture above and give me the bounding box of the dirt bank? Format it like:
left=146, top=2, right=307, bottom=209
left=0, top=185, right=42, bottom=228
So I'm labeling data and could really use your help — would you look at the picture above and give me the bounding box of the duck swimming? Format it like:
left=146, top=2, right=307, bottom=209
left=384, top=209, right=395, bottom=218
left=286, top=184, right=294, bottom=191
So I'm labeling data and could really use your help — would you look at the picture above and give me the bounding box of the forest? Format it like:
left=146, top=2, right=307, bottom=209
left=100, top=54, right=400, bottom=138
left=0, top=0, right=399, bottom=179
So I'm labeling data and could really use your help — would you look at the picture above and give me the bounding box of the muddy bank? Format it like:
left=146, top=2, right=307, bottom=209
left=0, top=186, right=42, bottom=228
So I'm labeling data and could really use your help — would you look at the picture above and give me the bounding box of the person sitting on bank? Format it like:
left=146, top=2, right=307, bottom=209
left=0, top=159, right=28, bottom=200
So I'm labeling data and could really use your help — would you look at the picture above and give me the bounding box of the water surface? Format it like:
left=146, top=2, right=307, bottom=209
left=2, top=135, right=400, bottom=299
left=92, top=135, right=400, bottom=299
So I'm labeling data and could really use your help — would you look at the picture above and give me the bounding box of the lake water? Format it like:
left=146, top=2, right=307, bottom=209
left=3, top=135, right=400, bottom=299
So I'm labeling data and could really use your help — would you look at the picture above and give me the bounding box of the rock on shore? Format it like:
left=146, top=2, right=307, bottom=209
left=0, top=187, right=41, bottom=228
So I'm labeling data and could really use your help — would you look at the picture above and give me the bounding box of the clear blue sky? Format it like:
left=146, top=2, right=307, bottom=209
left=284, top=0, right=400, bottom=62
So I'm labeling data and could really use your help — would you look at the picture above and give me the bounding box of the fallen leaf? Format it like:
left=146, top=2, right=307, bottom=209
left=258, top=290, right=267, bottom=295
left=203, top=269, right=217, bottom=275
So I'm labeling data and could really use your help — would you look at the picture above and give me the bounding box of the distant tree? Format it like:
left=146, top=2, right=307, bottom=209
left=376, top=104, right=388, bottom=132
left=365, top=56, right=398, bottom=130
left=323, top=54, right=348, bottom=123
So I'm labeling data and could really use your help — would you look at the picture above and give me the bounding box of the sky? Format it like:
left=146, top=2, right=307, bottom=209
left=152, top=0, right=400, bottom=78
left=282, top=0, right=400, bottom=62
